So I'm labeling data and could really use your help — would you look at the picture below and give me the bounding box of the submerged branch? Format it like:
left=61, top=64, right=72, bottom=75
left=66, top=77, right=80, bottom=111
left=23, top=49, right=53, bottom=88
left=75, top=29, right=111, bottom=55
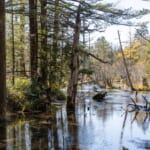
left=127, top=94, right=150, bottom=112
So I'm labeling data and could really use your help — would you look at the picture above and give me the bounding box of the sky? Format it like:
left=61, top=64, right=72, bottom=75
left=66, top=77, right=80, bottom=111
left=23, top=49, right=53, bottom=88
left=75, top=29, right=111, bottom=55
left=91, top=0, right=150, bottom=47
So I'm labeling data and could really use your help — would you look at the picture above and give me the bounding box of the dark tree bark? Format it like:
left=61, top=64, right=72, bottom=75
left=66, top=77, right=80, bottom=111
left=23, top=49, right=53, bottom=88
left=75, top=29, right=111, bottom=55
left=40, top=0, right=48, bottom=86
left=29, top=0, right=38, bottom=80
left=0, top=0, right=6, bottom=120
left=67, top=111, right=78, bottom=149
left=67, top=5, right=81, bottom=110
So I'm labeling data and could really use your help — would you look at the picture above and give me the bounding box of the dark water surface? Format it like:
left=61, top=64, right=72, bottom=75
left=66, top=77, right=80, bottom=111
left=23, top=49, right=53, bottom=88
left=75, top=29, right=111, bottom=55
left=1, top=88, right=150, bottom=150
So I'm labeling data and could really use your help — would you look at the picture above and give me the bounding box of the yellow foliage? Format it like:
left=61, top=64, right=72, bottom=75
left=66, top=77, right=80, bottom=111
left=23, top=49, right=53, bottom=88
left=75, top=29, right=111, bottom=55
left=131, top=40, right=141, bottom=49
left=7, top=77, right=31, bottom=101
left=117, top=47, right=139, bottom=62
left=134, top=84, right=144, bottom=90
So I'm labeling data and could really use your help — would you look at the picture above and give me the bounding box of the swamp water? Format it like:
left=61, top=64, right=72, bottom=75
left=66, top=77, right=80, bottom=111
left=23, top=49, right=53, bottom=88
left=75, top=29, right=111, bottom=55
left=1, top=87, right=150, bottom=150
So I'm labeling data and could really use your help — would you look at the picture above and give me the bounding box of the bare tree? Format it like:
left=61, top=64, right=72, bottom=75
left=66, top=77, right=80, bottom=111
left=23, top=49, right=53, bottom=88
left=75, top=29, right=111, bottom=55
left=118, top=31, right=134, bottom=90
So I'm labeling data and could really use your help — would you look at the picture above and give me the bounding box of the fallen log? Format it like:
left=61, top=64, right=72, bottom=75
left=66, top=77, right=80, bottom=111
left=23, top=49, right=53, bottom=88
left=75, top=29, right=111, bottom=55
left=92, top=91, right=107, bottom=101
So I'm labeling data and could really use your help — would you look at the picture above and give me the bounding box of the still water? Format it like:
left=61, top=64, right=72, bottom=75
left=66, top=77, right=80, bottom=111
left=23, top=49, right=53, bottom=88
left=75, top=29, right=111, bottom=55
left=1, top=87, right=150, bottom=150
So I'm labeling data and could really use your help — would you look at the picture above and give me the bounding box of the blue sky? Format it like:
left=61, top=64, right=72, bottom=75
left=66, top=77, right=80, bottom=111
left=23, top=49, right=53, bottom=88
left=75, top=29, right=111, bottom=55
left=91, top=0, right=150, bottom=47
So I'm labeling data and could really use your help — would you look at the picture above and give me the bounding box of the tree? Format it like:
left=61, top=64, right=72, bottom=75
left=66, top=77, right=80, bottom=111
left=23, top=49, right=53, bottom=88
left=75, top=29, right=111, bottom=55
left=118, top=31, right=134, bottom=90
left=6, top=0, right=29, bottom=80
left=51, top=0, right=61, bottom=87
left=11, top=0, right=15, bottom=85
left=67, top=4, right=81, bottom=110
left=92, top=37, right=114, bottom=88
left=18, top=0, right=26, bottom=77
left=134, top=23, right=149, bottom=41
left=29, top=0, right=38, bottom=80
left=3, top=0, right=149, bottom=112
left=0, top=0, right=6, bottom=120
left=40, top=0, right=48, bottom=86
left=65, top=0, right=148, bottom=107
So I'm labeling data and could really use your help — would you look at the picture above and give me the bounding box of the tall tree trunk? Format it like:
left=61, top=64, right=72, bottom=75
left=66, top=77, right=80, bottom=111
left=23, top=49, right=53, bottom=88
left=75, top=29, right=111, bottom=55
left=19, top=0, right=26, bottom=76
left=40, top=0, right=47, bottom=86
left=118, top=31, right=134, bottom=90
left=0, top=0, right=6, bottom=120
left=29, top=0, right=38, bottom=80
left=51, top=0, right=60, bottom=87
left=67, top=5, right=81, bottom=110
left=11, top=0, right=15, bottom=85
left=53, top=0, right=59, bottom=61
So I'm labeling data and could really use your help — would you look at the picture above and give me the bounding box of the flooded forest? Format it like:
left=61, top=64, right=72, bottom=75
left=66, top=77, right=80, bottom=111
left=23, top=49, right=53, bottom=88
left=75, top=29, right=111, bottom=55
left=1, top=0, right=150, bottom=150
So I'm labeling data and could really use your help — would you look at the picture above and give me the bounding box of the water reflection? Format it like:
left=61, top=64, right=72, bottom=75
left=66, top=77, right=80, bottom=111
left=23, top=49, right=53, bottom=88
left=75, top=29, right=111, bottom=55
left=5, top=120, right=31, bottom=150
left=0, top=121, right=6, bottom=150
left=48, top=128, right=54, bottom=150
left=1, top=89, right=150, bottom=150
left=25, top=122, right=31, bottom=150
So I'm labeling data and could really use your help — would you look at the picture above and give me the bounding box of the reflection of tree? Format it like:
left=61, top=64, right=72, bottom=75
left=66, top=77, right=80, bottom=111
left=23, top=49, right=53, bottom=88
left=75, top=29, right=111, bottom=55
left=119, top=110, right=128, bottom=150
left=53, top=110, right=59, bottom=149
left=50, top=106, right=79, bottom=149
left=67, top=111, right=79, bottom=149
left=0, top=121, right=6, bottom=149
left=31, top=125, right=48, bottom=149
left=5, top=119, right=32, bottom=150
left=0, top=110, right=79, bottom=150
left=25, top=122, right=31, bottom=150
left=94, top=102, right=114, bottom=124
left=131, top=111, right=150, bottom=132
left=127, top=95, right=150, bottom=131
left=132, top=139, right=150, bottom=149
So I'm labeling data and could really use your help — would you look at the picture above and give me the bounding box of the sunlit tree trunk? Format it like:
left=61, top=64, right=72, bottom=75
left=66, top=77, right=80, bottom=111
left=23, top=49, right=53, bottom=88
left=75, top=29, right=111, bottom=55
left=67, top=5, right=81, bottom=110
left=19, top=0, right=26, bottom=76
left=0, top=0, right=6, bottom=120
left=11, top=0, right=15, bottom=85
left=29, top=0, right=38, bottom=80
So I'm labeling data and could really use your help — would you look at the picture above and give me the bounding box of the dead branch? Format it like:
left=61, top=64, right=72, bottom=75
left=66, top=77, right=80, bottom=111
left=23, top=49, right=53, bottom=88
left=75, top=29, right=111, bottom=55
left=130, top=97, right=137, bottom=106
left=80, top=49, right=112, bottom=65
